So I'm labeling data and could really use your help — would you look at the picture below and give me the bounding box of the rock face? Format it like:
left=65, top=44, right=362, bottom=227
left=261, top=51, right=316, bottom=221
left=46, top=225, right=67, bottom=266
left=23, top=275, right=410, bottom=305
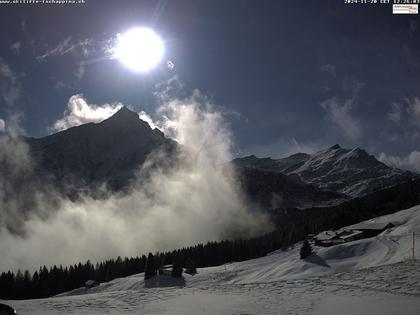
left=235, top=167, right=347, bottom=210
left=233, top=144, right=417, bottom=209
left=26, top=107, right=176, bottom=192
left=234, top=144, right=416, bottom=197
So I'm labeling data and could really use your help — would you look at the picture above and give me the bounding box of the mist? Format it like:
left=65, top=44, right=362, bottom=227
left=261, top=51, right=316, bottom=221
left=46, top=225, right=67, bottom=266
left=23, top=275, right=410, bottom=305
left=0, top=82, right=271, bottom=272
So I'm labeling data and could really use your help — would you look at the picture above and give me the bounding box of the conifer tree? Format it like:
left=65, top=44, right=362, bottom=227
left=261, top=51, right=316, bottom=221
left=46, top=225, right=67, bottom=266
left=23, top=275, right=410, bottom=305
left=300, top=239, right=314, bottom=259
left=184, top=257, right=197, bottom=275
left=171, top=254, right=183, bottom=278
left=144, top=253, right=156, bottom=280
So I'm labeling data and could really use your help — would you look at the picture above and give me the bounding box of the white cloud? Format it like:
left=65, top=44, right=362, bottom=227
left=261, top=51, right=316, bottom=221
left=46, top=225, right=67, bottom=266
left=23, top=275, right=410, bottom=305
left=378, top=152, right=403, bottom=168
left=379, top=150, right=420, bottom=172
left=387, top=97, right=420, bottom=140
left=75, top=62, right=85, bottom=79
left=0, top=80, right=270, bottom=272
left=37, top=37, right=94, bottom=60
left=406, top=97, right=420, bottom=121
left=138, top=111, right=158, bottom=130
left=35, top=35, right=100, bottom=80
left=407, top=151, right=420, bottom=171
left=321, top=96, right=361, bottom=142
left=4, top=112, right=26, bottom=137
left=0, top=58, right=21, bottom=106
left=0, top=119, right=5, bottom=133
left=387, top=103, right=402, bottom=124
left=51, top=94, right=123, bottom=132
left=388, top=97, right=420, bottom=124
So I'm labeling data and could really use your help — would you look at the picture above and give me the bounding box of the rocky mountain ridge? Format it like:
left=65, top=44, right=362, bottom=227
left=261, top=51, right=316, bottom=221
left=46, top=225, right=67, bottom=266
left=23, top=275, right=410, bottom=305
left=26, top=107, right=176, bottom=192
left=233, top=144, right=416, bottom=200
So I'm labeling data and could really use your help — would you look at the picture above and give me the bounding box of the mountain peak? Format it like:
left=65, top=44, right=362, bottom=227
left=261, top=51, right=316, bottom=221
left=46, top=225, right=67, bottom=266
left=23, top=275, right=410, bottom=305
left=108, top=106, right=139, bottom=122
left=100, top=106, right=153, bottom=129
left=328, top=144, right=341, bottom=150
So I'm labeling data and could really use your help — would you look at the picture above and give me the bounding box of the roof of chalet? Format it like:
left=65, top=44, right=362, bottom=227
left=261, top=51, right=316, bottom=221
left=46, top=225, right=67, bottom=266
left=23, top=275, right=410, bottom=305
left=314, top=230, right=340, bottom=241
left=339, top=230, right=364, bottom=240
left=349, top=222, right=394, bottom=231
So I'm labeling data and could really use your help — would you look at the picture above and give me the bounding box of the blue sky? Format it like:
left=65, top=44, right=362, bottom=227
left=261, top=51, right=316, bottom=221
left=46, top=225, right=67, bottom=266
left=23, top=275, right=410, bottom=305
left=0, top=0, right=419, bottom=170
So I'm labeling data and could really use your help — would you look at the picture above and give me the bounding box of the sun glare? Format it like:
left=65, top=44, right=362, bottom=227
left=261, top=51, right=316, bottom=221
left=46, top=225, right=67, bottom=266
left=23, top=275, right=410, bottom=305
left=114, top=27, right=164, bottom=72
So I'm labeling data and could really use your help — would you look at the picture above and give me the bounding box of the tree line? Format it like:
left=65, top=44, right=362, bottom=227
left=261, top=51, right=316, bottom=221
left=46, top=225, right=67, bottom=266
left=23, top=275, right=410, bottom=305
left=0, top=229, right=294, bottom=300
left=2, top=177, right=420, bottom=300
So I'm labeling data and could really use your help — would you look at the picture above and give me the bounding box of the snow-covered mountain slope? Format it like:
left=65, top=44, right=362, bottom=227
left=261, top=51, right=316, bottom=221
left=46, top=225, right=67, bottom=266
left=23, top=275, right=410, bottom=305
left=234, top=144, right=417, bottom=198
left=26, top=107, right=176, bottom=191
left=236, top=167, right=348, bottom=209
left=5, top=206, right=420, bottom=314
left=219, top=205, right=420, bottom=283
left=62, top=204, right=420, bottom=290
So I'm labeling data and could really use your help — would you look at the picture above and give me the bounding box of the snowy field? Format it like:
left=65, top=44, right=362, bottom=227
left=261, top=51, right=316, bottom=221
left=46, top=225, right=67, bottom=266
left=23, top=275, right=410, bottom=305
left=3, top=205, right=420, bottom=314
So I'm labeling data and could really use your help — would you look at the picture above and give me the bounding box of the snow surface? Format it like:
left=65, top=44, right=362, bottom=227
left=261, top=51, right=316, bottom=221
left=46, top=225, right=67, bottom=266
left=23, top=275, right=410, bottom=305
left=3, top=206, right=420, bottom=314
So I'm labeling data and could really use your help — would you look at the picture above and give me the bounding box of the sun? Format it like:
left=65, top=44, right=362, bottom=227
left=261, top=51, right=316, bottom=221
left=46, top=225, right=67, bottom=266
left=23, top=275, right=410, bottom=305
left=114, top=27, right=164, bottom=72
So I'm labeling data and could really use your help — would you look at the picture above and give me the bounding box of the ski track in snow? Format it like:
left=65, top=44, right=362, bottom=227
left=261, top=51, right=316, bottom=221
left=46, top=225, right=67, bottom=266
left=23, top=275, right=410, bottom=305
left=3, top=206, right=420, bottom=314
left=6, top=261, right=420, bottom=315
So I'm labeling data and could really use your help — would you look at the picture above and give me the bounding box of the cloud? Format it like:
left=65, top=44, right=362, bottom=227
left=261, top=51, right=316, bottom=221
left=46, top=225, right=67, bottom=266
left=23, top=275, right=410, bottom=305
left=320, top=64, right=336, bottom=77
left=0, top=58, right=21, bottom=106
left=397, top=97, right=420, bottom=122
left=10, top=42, right=21, bottom=55
left=320, top=78, right=364, bottom=143
left=408, top=151, right=420, bottom=171
left=139, top=111, right=158, bottom=130
left=37, top=37, right=94, bottom=61
left=2, top=112, right=26, bottom=138
left=387, top=103, right=402, bottom=124
left=378, top=152, right=403, bottom=168
left=321, top=96, right=361, bottom=142
left=0, top=113, right=54, bottom=240
left=75, top=62, right=85, bottom=79
left=387, top=97, right=420, bottom=140
left=53, top=79, right=73, bottom=90
left=0, top=119, right=5, bottom=133
left=0, top=138, right=36, bottom=229
left=406, top=97, right=420, bottom=121
left=0, top=79, right=270, bottom=272
left=379, top=151, right=420, bottom=172
left=51, top=94, right=123, bottom=132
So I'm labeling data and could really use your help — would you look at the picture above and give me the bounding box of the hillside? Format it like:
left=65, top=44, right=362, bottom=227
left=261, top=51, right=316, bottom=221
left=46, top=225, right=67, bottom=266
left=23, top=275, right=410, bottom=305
left=4, top=205, right=420, bottom=314
left=235, top=167, right=348, bottom=209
